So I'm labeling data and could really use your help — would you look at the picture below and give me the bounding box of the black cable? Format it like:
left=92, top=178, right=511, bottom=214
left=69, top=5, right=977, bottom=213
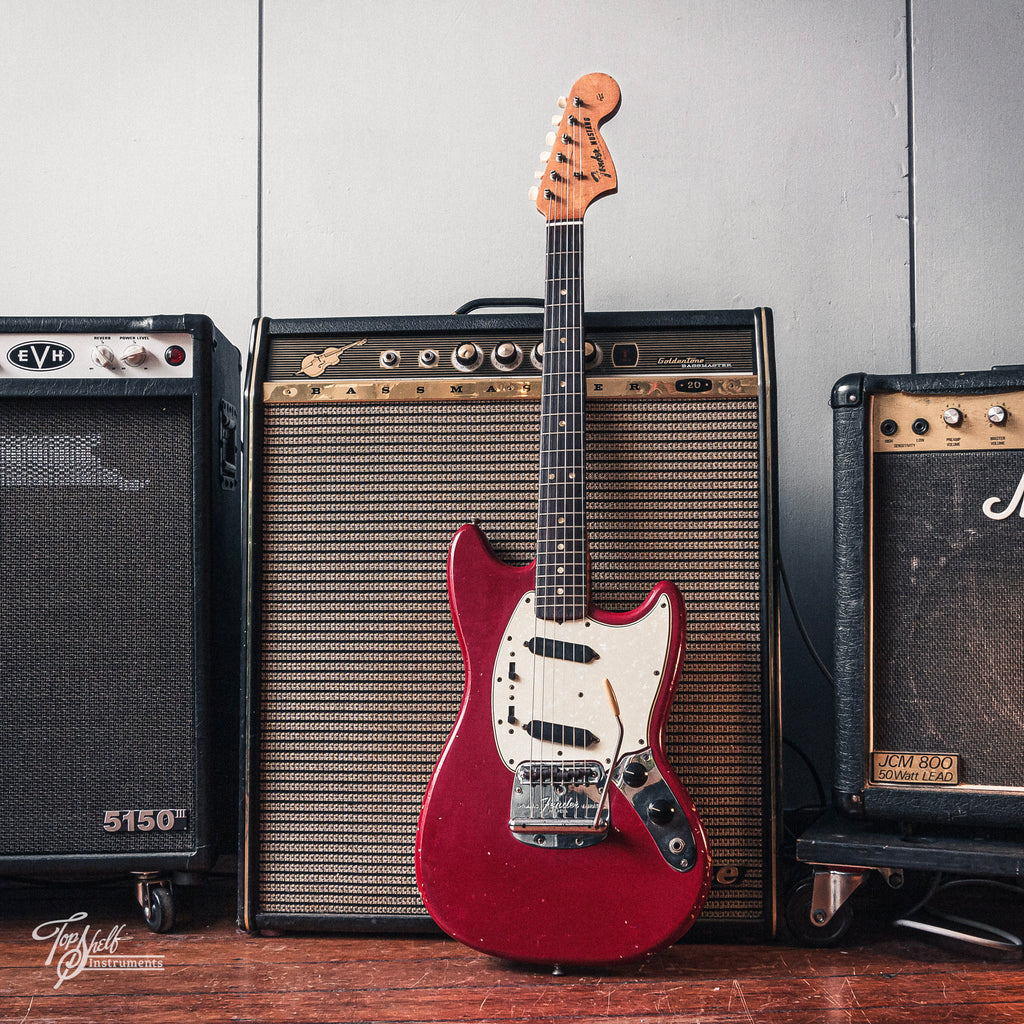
left=779, top=553, right=834, bottom=689
left=783, top=737, right=827, bottom=810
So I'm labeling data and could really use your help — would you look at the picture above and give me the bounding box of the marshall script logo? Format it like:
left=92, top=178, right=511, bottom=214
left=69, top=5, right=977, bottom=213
left=982, top=470, right=1024, bottom=520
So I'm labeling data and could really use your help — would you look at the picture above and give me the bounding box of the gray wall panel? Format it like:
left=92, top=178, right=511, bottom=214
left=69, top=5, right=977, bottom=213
left=912, top=1, right=1024, bottom=372
left=0, top=1, right=258, bottom=349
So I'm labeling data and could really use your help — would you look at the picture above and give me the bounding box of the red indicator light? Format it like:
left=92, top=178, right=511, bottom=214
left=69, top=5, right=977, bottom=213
left=164, top=345, right=187, bottom=366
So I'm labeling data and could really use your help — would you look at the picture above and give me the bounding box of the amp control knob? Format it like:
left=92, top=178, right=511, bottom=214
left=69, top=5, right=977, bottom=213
left=121, top=344, right=148, bottom=367
left=989, top=405, right=1009, bottom=426
left=943, top=407, right=964, bottom=428
left=91, top=345, right=117, bottom=370
left=452, top=343, right=483, bottom=371
left=491, top=342, right=522, bottom=371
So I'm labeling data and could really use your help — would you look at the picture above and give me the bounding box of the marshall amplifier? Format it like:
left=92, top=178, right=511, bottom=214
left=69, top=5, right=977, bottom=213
left=832, top=367, right=1024, bottom=828
left=242, top=309, right=781, bottom=939
left=0, top=315, right=241, bottom=929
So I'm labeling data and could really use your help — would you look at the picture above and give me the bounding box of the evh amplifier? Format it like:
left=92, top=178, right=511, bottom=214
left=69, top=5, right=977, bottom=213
left=241, top=309, right=781, bottom=939
left=0, top=316, right=241, bottom=920
left=832, top=368, right=1024, bottom=828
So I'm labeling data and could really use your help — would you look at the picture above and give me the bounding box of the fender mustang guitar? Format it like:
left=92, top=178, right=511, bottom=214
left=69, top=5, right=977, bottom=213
left=415, top=72, right=711, bottom=967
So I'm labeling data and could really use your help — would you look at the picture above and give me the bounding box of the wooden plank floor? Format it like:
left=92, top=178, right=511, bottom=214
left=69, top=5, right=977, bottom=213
left=1, top=865, right=1022, bottom=1024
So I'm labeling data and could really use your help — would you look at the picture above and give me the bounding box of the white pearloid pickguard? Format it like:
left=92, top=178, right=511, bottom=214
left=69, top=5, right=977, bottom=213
left=491, top=591, right=674, bottom=771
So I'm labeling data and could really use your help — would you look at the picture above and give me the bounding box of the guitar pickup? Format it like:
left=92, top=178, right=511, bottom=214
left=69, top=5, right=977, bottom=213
left=525, top=637, right=599, bottom=664
left=523, top=720, right=598, bottom=748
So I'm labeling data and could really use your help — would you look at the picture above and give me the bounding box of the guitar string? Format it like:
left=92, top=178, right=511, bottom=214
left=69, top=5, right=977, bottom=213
left=570, top=104, right=585, bottom=822
left=532, top=92, right=589, bottom=824
left=536, top=130, right=562, bottom=824
left=532, top=180, right=555, bottom=822
left=556, top=100, right=581, bottom=823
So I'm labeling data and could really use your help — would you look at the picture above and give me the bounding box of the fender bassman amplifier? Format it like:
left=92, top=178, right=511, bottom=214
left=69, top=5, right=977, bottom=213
left=832, top=368, right=1024, bottom=828
left=241, top=309, right=781, bottom=939
left=0, top=315, right=241, bottom=924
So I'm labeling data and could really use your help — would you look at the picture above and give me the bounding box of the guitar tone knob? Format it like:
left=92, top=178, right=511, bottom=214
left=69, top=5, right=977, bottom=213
left=647, top=799, right=676, bottom=826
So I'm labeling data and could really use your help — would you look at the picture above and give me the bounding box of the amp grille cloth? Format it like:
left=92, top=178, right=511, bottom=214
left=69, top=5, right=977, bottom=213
left=255, top=398, right=767, bottom=922
left=873, top=449, right=1024, bottom=786
left=0, top=396, right=195, bottom=856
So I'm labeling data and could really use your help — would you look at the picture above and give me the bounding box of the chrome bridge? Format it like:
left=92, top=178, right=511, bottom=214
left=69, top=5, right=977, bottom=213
left=509, top=761, right=609, bottom=849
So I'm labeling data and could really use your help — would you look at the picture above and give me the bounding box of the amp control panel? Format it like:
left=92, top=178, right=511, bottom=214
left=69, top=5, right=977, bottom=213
left=1, top=332, right=194, bottom=379
left=872, top=390, right=1024, bottom=453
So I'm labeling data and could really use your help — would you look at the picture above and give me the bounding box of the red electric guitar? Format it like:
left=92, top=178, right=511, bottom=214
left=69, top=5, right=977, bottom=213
left=415, top=73, right=711, bottom=967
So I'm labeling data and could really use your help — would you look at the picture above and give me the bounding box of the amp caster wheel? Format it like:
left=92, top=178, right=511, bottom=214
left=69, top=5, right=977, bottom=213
left=785, top=876, right=853, bottom=946
left=135, top=875, right=176, bottom=933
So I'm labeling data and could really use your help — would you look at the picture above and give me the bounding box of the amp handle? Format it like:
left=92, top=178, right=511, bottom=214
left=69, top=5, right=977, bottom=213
left=453, top=297, right=543, bottom=315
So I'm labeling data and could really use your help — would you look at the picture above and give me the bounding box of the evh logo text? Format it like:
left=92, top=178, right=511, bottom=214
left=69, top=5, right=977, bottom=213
left=982, top=470, right=1024, bottom=520
left=8, top=342, right=74, bottom=371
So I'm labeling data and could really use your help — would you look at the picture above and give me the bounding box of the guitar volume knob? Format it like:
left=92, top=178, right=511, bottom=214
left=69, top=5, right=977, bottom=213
left=620, top=761, right=649, bottom=789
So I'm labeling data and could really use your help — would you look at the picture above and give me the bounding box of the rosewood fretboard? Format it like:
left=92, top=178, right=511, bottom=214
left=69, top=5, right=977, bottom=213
left=535, top=219, right=588, bottom=621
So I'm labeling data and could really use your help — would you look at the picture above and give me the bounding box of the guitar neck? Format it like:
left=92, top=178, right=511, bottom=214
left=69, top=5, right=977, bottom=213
left=535, top=219, right=587, bottom=621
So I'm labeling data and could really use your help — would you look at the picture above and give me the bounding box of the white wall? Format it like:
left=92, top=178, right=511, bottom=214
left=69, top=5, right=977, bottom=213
left=4, top=0, right=1023, bottom=811
left=0, top=1, right=258, bottom=345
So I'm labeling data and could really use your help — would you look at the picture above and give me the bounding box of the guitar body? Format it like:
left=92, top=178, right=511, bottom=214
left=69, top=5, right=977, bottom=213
left=415, top=525, right=711, bottom=966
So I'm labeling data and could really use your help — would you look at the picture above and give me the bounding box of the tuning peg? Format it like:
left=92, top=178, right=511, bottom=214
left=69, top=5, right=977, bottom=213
left=551, top=114, right=561, bottom=126
left=557, top=96, right=567, bottom=108
left=528, top=186, right=540, bottom=201
left=534, top=169, right=544, bottom=179
left=540, top=150, right=551, bottom=161
left=545, top=131, right=556, bottom=147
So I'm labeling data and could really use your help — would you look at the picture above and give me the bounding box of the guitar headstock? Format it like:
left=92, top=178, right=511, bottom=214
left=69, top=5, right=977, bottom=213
left=532, top=72, right=620, bottom=222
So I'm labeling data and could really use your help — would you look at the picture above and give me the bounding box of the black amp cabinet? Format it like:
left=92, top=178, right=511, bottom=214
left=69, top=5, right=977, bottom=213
left=0, top=315, right=241, bottom=930
left=832, top=367, right=1024, bottom=829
